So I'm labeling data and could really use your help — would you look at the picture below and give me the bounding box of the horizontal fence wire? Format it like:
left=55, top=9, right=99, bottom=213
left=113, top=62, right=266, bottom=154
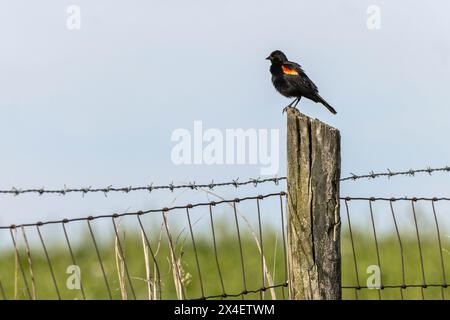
left=1, top=165, right=449, bottom=197
left=0, top=193, right=285, bottom=230
left=342, top=196, right=449, bottom=300
left=0, top=192, right=289, bottom=300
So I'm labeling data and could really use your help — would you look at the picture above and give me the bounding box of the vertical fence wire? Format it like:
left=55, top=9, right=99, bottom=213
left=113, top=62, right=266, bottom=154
left=232, top=200, right=247, bottom=299
left=368, top=200, right=383, bottom=300
left=61, top=221, right=86, bottom=300
left=430, top=201, right=447, bottom=300
left=35, top=224, right=61, bottom=300
left=389, top=201, right=405, bottom=300
left=20, top=226, right=36, bottom=300
left=208, top=203, right=226, bottom=298
left=9, top=228, right=32, bottom=299
left=344, top=200, right=360, bottom=300
left=86, top=219, right=113, bottom=300
left=256, top=198, right=265, bottom=300
left=278, top=194, right=288, bottom=300
left=185, top=207, right=205, bottom=299
left=410, top=201, right=426, bottom=299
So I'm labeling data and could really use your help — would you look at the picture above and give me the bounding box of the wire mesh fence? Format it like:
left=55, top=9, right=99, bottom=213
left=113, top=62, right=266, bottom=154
left=0, top=191, right=288, bottom=300
left=341, top=196, right=450, bottom=300
left=0, top=166, right=449, bottom=300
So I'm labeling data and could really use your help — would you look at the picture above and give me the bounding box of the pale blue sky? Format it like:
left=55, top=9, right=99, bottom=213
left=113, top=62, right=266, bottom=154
left=0, top=0, right=449, bottom=227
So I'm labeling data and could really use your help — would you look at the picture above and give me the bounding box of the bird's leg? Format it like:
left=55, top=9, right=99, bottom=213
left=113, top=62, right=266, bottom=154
left=282, top=98, right=300, bottom=114
left=292, top=96, right=301, bottom=109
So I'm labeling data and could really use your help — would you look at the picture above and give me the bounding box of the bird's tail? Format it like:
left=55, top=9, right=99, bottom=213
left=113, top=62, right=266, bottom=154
left=316, top=95, right=337, bottom=114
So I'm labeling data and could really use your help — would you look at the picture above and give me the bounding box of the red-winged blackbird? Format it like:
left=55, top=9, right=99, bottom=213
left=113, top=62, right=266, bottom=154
left=266, top=50, right=337, bottom=114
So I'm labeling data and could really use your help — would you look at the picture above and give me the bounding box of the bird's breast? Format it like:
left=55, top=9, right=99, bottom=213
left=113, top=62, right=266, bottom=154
left=272, top=75, right=295, bottom=98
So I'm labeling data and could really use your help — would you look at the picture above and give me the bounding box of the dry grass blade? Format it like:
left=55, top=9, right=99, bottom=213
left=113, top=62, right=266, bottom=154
left=162, top=212, right=184, bottom=299
left=114, top=223, right=127, bottom=300
left=20, top=226, right=36, bottom=300
left=141, top=230, right=153, bottom=300
left=13, top=229, right=18, bottom=300
left=0, top=280, right=6, bottom=300
left=272, top=235, right=278, bottom=288
left=154, top=225, right=164, bottom=299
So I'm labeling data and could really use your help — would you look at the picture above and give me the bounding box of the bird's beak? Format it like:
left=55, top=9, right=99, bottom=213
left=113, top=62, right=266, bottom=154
left=265, top=56, right=270, bottom=60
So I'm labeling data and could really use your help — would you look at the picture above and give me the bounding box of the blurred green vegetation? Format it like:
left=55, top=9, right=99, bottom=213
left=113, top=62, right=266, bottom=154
left=0, top=222, right=448, bottom=300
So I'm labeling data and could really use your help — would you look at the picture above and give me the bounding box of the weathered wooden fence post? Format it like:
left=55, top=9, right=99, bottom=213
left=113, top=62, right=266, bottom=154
left=286, top=108, right=341, bottom=300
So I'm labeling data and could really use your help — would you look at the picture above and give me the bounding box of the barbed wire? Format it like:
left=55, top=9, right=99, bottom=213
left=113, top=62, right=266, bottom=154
left=342, top=196, right=450, bottom=201
left=340, top=165, right=450, bottom=181
left=1, top=165, right=449, bottom=197
left=0, top=177, right=286, bottom=197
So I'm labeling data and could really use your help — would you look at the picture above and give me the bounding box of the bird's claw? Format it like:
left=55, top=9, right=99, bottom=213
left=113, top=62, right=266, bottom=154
left=282, top=106, right=298, bottom=114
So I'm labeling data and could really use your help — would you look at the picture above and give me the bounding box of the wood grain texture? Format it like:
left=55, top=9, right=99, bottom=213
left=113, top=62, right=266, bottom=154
left=286, top=108, right=341, bottom=300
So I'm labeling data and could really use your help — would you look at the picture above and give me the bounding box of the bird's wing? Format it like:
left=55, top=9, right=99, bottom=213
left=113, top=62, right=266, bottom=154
left=282, top=61, right=318, bottom=93
left=281, top=61, right=303, bottom=75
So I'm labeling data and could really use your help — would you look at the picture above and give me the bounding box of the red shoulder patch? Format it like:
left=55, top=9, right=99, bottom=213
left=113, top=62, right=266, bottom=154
left=282, top=65, right=299, bottom=75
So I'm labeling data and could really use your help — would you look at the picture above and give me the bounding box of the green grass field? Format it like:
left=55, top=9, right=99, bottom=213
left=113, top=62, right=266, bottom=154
left=0, top=222, right=448, bottom=300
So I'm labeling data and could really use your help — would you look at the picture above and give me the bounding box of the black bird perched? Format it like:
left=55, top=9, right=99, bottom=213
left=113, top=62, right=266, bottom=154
left=266, top=50, right=337, bottom=114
